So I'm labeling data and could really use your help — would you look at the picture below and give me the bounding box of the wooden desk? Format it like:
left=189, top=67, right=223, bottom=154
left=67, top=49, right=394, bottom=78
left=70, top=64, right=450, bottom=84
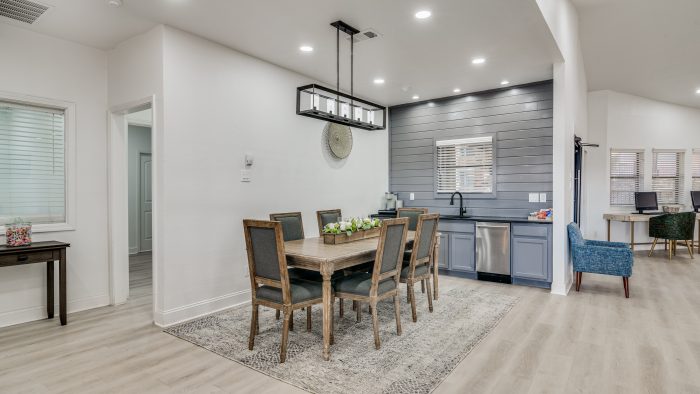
left=285, top=232, right=422, bottom=361
left=603, top=213, right=700, bottom=252
left=0, top=241, right=70, bottom=325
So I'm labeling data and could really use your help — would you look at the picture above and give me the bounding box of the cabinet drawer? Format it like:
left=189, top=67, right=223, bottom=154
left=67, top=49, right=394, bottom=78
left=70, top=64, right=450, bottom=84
left=0, top=251, right=57, bottom=266
left=439, top=221, right=475, bottom=234
left=511, top=223, right=549, bottom=238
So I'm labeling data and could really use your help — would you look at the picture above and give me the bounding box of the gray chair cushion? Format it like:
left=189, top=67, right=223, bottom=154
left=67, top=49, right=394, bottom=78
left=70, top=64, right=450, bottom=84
left=401, top=264, right=429, bottom=279
left=379, top=223, right=406, bottom=274
left=249, top=227, right=281, bottom=280
left=288, top=268, right=343, bottom=282
left=415, top=218, right=437, bottom=260
left=276, top=215, right=304, bottom=241
left=257, top=279, right=322, bottom=303
left=334, top=272, right=397, bottom=296
left=320, top=212, right=340, bottom=228
left=398, top=211, right=421, bottom=231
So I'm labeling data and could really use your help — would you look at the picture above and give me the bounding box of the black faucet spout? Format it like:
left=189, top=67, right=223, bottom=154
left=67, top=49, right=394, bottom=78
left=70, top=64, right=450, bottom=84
left=449, top=191, right=466, bottom=217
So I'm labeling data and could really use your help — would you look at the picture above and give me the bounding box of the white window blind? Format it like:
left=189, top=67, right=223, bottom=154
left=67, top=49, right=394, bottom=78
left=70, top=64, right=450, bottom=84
left=692, top=149, right=700, bottom=191
left=0, top=101, right=66, bottom=225
left=436, top=136, right=493, bottom=193
left=652, top=150, right=684, bottom=205
left=609, top=149, right=644, bottom=206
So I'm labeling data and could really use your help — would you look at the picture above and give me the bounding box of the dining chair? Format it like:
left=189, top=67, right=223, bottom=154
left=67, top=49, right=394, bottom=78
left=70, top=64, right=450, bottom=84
left=269, top=212, right=304, bottom=241
left=397, top=207, right=428, bottom=231
left=243, top=219, right=325, bottom=363
left=316, top=209, right=342, bottom=234
left=333, top=217, right=409, bottom=350
left=401, top=213, right=439, bottom=322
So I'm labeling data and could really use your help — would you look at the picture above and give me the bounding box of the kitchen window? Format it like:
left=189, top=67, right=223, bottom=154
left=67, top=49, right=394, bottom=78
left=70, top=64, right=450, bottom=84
left=609, top=149, right=644, bottom=206
left=0, top=96, right=75, bottom=231
left=692, top=149, right=700, bottom=192
left=652, top=149, right=684, bottom=205
left=436, top=136, right=494, bottom=195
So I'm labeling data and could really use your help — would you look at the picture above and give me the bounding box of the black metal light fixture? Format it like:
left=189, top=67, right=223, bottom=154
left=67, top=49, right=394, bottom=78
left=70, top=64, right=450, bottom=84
left=296, top=20, right=386, bottom=131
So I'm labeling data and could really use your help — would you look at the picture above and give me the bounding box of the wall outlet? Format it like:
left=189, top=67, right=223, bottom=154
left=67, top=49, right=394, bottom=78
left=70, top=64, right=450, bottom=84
left=409, top=192, right=415, bottom=201
left=540, top=193, right=547, bottom=202
left=240, top=169, right=251, bottom=182
left=529, top=193, right=539, bottom=203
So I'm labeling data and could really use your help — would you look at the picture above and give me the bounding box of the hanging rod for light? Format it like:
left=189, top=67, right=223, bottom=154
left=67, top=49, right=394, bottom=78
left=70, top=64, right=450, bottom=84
left=296, top=20, right=387, bottom=131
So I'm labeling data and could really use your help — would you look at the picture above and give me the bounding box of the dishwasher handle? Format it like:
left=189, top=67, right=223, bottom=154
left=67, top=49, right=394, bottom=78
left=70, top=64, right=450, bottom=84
left=476, top=223, right=510, bottom=229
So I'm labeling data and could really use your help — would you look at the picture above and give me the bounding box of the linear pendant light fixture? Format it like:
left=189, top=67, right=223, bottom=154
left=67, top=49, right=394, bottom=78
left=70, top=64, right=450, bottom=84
left=296, top=20, right=386, bottom=131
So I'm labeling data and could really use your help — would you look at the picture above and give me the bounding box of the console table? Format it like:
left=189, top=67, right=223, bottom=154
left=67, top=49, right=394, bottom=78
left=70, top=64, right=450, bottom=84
left=0, top=241, right=70, bottom=325
left=603, top=213, right=700, bottom=252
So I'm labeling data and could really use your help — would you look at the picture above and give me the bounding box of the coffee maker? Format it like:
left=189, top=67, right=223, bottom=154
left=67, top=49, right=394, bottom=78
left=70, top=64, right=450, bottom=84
left=384, top=192, right=398, bottom=210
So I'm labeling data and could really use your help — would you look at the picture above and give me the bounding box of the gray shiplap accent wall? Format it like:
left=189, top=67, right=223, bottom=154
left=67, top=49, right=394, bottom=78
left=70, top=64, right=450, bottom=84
left=389, top=81, right=553, bottom=218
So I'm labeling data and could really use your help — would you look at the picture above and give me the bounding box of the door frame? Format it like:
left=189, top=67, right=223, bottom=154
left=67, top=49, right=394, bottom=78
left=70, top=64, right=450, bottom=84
left=138, top=152, right=152, bottom=253
left=107, top=95, right=160, bottom=323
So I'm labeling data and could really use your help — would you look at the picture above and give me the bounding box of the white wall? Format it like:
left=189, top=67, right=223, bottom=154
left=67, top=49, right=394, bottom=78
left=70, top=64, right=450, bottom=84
left=536, top=0, right=588, bottom=295
left=157, top=27, right=388, bottom=325
left=128, top=125, right=152, bottom=254
left=0, top=24, right=110, bottom=327
left=585, top=90, right=700, bottom=244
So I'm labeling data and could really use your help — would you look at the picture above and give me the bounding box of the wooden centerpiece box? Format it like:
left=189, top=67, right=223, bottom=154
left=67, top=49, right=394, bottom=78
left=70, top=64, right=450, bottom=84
left=323, top=227, right=380, bottom=245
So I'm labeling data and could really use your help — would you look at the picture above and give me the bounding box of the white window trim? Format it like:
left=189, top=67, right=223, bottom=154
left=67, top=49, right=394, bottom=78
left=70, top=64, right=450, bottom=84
left=0, top=91, right=76, bottom=234
left=609, top=148, right=645, bottom=207
left=433, top=134, right=497, bottom=199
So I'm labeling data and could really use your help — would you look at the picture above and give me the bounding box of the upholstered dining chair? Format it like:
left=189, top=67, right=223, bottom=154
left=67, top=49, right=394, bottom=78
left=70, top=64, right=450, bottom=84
left=648, top=212, right=695, bottom=260
left=316, top=209, right=342, bottom=234
left=269, top=212, right=304, bottom=241
left=243, top=219, right=325, bottom=363
left=401, top=213, right=439, bottom=322
left=333, top=217, right=409, bottom=350
left=397, top=207, right=428, bottom=231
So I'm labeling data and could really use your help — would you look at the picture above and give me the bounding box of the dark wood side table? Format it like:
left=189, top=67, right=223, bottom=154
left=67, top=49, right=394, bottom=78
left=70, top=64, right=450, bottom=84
left=0, top=241, right=70, bottom=325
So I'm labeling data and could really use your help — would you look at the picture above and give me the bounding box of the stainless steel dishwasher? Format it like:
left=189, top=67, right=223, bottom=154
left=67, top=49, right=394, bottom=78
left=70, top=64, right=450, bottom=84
left=476, top=222, right=511, bottom=284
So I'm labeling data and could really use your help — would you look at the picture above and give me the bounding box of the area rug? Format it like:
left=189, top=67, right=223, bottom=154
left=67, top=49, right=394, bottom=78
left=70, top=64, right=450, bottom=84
left=165, top=287, right=518, bottom=394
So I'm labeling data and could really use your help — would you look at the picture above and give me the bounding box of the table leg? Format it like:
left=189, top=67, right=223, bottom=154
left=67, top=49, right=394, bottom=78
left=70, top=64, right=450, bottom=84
left=630, top=222, right=635, bottom=251
left=607, top=219, right=611, bottom=242
left=432, top=236, right=440, bottom=301
left=321, top=265, right=333, bottom=361
left=47, top=261, right=54, bottom=319
left=59, top=249, right=67, bottom=326
left=697, top=219, right=700, bottom=254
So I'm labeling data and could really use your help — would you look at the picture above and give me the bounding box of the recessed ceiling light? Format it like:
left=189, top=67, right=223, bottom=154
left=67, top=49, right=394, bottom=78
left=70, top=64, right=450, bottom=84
left=373, top=78, right=385, bottom=85
left=453, top=88, right=461, bottom=93
left=501, top=80, right=510, bottom=85
left=106, top=0, right=122, bottom=7
left=415, top=10, right=432, bottom=19
left=299, top=45, right=314, bottom=53
left=412, top=95, right=420, bottom=100
left=471, top=57, right=486, bottom=65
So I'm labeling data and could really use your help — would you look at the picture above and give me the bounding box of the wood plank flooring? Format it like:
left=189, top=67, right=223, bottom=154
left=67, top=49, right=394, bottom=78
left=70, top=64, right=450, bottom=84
left=1, top=251, right=699, bottom=393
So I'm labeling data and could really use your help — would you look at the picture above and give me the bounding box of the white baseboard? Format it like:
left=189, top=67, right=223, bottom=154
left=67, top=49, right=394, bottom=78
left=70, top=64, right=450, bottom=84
left=0, top=293, right=111, bottom=328
left=154, top=289, right=251, bottom=327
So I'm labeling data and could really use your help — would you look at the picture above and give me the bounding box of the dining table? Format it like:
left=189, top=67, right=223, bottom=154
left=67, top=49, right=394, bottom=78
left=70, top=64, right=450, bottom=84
left=284, top=231, right=440, bottom=361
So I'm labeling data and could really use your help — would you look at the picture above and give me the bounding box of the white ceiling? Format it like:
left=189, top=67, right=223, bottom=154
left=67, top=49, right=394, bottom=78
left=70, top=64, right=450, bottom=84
left=572, top=0, right=700, bottom=108
left=1, top=0, right=559, bottom=106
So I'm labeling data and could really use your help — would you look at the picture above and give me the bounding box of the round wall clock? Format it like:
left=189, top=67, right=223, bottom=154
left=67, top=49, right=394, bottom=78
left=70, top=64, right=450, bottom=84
left=325, top=122, right=353, bottom=159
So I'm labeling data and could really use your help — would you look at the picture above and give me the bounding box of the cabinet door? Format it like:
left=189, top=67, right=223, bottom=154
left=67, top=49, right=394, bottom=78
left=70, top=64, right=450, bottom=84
left=512, top=237, right=548, bottom=280
left=450, top=233, right=475, bottom=272
left=438, top=232, right=449, bottom=269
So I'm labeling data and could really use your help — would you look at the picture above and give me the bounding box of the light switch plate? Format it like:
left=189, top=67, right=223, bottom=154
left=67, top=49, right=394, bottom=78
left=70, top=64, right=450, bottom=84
left=540, top=193, right=547, bottom=202
left=240, top=169, right=251, bottom=182
left=529, top=193, right=539, bottom=203
left=409, top=193, right=415, bottom=201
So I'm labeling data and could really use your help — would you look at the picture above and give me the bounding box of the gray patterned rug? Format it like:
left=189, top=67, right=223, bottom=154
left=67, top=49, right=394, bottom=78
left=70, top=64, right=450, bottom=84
left=165, top=287, right=517, bottom=394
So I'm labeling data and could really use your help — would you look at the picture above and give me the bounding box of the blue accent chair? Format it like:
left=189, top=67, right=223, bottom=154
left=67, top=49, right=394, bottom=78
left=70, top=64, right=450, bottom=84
left=567, top=223, right=634, bottom=298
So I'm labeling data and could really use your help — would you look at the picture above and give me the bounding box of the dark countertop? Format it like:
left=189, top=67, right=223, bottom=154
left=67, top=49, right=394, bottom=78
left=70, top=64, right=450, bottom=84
left=440, top=215, right=552, bottom=224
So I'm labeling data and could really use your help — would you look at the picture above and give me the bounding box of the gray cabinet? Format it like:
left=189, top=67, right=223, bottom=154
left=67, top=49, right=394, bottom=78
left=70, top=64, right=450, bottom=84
left=437, top=221, right=476, bottom=276
left=437, top=232, right=449, bottom=269
left=511, top=223, right=552, bottom=287
left=449, top=233, right=475, bottom=272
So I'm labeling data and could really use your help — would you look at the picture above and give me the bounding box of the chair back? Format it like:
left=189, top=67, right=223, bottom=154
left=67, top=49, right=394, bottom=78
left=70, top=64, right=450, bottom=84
left=370, top=218, right=409, bottom=294
left=269, top=212, right=304, bottom=241
left=650, top=212, right=696, bottom=240
left=397, top=207, right=429, bottom=231
left=406, top=213, right=440, bottom=275
left=317, top=209, right=342, bottom=234
left=567, top=222, right=584, bottom=246
left=243, top=220, right=291, bottom=303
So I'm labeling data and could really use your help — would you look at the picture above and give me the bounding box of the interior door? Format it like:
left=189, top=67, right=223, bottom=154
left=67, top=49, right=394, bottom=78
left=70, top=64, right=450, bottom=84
left=139, top=153, right=152, bottom=252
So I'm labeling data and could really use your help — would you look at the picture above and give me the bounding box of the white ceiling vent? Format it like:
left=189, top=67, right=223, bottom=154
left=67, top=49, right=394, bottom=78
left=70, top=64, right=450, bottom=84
left=0, top=0, right=49, bottom=24
left=349, top=28, right=382, bottom=44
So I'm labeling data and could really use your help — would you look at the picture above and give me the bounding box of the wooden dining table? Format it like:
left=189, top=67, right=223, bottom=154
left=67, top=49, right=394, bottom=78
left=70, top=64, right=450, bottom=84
left=284, top=231, right=440, bottom=361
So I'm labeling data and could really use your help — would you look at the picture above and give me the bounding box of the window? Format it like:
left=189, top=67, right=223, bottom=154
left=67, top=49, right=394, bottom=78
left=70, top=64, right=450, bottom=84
left=692, top=149, right=700, bottom=191
left=652, top=150, right=684, bottom=204
left=436, top=136, right=493, bottom=194
left=0, top=101, right=66, bottom=225
left=609, top=149, right=644, bottom=206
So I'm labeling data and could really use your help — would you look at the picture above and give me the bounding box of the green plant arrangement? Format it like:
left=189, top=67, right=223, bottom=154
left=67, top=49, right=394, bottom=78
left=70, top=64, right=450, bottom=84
left=323, top=217, right=381, bottom=236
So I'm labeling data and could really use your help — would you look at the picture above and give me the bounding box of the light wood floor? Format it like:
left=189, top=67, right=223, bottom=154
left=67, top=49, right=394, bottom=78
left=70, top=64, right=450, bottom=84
left=1, top=251, right=699, bottom=393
